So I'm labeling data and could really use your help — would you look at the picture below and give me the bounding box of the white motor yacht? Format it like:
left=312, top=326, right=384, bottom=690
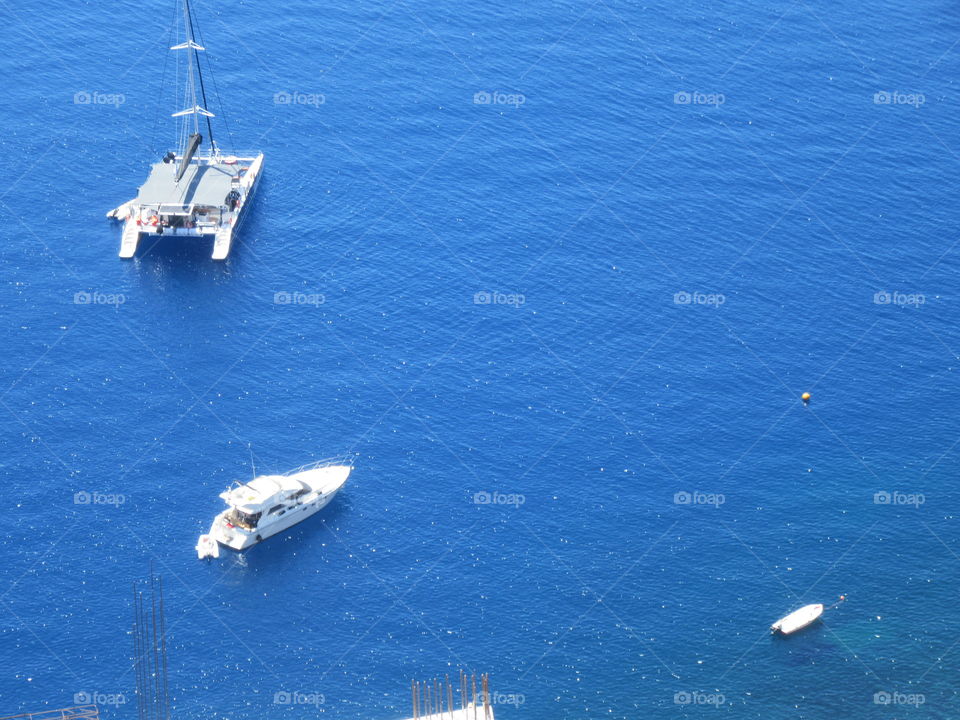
left=197, top=459, right=351, bottom=557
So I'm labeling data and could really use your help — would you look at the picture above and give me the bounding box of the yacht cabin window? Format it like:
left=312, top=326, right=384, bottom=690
left=229, top=509, right=261, bottom=529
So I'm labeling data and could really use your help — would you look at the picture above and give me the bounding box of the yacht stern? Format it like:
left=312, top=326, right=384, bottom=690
left=210, top=512, right=261, bottom=551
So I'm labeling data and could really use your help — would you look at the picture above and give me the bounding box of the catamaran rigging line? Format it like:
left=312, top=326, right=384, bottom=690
left=183, top=0, right=215, bottom=144
left=172, top=0, right=214, bottom=180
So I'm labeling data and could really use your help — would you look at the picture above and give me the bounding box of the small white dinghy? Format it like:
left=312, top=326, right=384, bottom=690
left=196, top=533, right=219, bottom=560
left=771, top=603, right=824, bottom=635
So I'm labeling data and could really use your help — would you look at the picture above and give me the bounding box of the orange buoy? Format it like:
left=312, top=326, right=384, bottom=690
left=801, top=392, right=811, bottom=403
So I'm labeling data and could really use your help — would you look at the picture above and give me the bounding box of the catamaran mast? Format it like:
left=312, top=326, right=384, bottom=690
left=171, top=0, right=216, bottom=179
left=184, top=0, right=215, bottom=146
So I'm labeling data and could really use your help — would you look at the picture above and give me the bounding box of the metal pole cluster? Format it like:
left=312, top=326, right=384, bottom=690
left=132, top=574, right=171, bottom=720
left=410, top=672, right=492, bottom=719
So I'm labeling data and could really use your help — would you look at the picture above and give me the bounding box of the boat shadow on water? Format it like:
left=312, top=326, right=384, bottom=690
left=133, top=232, right=242, bottom=265
left=119, top=232, right=246, bottom=289
left=770, top=625, right=840, bottom=665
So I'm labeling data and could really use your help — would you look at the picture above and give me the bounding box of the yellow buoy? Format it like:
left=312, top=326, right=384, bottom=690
left=801, top=392, right=811, bottom=403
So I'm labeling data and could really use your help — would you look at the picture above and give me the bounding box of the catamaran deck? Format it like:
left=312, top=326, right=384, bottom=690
left=137, top=160, right=239, bottom=211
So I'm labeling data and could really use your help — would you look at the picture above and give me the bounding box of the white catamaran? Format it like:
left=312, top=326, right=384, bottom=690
left=108, top=0, right=263, bottom=260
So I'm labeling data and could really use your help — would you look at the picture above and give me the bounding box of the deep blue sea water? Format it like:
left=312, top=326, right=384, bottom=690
left=1, top=0, right=959, bottom=718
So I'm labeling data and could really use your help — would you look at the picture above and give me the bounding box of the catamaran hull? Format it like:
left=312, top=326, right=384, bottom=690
left=118, top=153, right=263, bottom=260
left=212, top=486, right=341, bottom=551
left=232, top=154, right=263, bottom=235
left=213, top=153, right=264, bottom=260
left=120, top=223, right=230, bottom=260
